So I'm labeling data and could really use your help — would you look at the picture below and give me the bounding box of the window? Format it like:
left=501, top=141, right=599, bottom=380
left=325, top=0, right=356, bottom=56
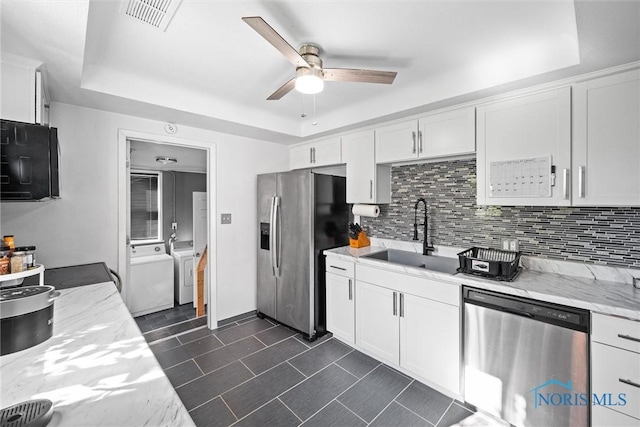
left=130, top=172, right=162, bottom=243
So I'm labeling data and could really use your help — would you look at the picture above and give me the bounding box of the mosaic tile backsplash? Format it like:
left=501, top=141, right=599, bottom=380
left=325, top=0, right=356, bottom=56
left=362, top=159, right=640, bottom=268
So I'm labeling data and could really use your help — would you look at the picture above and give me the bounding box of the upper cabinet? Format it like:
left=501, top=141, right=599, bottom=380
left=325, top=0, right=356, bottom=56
left=1, top=53, right=50, bottom=125
left=476, top=87, right=572, bottom=206
left=290, top=137, right=342, bottom=170
left=375, top=106, right=475, bottom=164
left=343, top=129, right=391, bottom=204
left=572, top=70, right=640, bottom=206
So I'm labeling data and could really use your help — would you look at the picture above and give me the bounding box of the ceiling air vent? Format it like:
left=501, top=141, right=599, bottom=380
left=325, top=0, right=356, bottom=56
left=123, top=0, right=182, bottom=32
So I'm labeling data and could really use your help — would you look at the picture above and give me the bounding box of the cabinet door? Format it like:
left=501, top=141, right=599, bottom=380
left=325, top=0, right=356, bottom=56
left=573, top=70, right=640, bottom=206
left=1, top=59, right=37, bottom=124
left=591, top=342, right=640, bottom=420
left=375, top=120, right=418, bottom=164
left=345, top=129, right=391, bottom=204
left=290, top=144, right=314, bottom=170
left=355, top=280, right=399, bottom=365
left=326, top=272, right=355, bottom=345
left=419, top=106, right=475, bottom=159
left=313, top=137, right=342, bottom=167
left=476, top=87, right=571, bottom=206
left=400, top=293, right=460, bottom=394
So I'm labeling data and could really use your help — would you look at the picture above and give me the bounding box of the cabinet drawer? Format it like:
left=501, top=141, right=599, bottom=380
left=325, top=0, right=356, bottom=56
left=325, top=257, right=355, bottom=278
left=592, top=405, right=640, bottom=427
left=355, top=263, right=459, bottom=306
left=592, top=342, right=640, bottom=419
left=592, top=313, right=640, bottom=353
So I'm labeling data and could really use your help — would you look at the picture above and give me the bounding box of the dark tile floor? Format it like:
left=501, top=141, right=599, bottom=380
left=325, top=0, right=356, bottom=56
left=136, top=305, right=504, bottom=427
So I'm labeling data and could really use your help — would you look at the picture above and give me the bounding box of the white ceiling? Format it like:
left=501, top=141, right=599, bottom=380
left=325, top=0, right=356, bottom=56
left=1, top=1, right=639, bottom=144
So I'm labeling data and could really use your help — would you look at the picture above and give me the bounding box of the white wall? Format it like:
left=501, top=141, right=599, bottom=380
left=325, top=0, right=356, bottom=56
left=0, top=102, right=289, bottom=320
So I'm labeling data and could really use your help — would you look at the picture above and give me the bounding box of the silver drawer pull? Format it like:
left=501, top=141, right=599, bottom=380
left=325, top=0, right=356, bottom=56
left=617, top=333, right=640, bottom=343
left=619, top=378, right=640, bottom=389
left=348, top=279, right=352, bottom=301
left=329, top=265, right=347, bottom=271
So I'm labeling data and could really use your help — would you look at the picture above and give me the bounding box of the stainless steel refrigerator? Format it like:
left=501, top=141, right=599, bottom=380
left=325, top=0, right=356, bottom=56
left=257, top=170, right=350, bottom=340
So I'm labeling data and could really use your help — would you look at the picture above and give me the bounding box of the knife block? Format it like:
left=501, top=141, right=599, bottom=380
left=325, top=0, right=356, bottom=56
left=349, top=230, right=370, bottom=248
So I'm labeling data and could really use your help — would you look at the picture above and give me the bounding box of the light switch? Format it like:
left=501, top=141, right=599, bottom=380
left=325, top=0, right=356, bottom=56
left=221, top=213, right=232, bottom=224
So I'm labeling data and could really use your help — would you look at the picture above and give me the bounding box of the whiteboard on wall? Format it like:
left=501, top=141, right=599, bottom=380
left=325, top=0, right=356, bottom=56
left=489, top=156, right=552, bottom=198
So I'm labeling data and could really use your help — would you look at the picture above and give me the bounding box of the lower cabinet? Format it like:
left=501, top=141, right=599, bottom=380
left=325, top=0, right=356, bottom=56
left=354, top=268, right=461, bottom=396
left=326, top=271, right=355, bottom=345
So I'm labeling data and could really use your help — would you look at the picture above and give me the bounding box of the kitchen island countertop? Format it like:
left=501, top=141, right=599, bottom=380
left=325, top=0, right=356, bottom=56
left=0, top=282, right=194, bottom=427
left=326, top=245, right=640, bottom=321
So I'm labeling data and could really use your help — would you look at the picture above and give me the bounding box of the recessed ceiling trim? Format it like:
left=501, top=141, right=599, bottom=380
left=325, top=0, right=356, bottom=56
left=123, top=0, right=182, bottom=31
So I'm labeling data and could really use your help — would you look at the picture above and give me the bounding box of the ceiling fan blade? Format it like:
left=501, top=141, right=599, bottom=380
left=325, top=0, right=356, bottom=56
left=267, top=77, right=296, bottom=100
left=323, top=68, right=397, bottom=84
left=242, top=16, right=310, bottom=68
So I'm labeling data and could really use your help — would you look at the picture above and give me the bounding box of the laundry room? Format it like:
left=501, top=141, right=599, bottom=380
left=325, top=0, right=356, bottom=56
left=128, top=139, right=207, bottom=317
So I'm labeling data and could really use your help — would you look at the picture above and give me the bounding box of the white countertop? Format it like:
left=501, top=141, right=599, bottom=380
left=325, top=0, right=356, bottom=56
left=0, top=282, right=194, bottom=427
left=325, top=243, right=640, bottom=321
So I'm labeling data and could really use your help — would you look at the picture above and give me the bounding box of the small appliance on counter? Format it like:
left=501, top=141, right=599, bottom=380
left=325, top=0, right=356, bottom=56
left=22, top=262, right=120, bottom=291
left=0, top=399, right=53, bottom=427
left=0, top=285, right=59, bottom=355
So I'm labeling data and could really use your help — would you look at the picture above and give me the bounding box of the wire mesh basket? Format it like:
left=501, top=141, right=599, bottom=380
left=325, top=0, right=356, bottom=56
left=457, top=247, right=521, bottom=280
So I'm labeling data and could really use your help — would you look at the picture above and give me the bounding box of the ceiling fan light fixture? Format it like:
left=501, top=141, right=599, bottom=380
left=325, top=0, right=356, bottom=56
left=295, top=67, right=324, bottom=95
left=156, top=156, right=177, bottom=164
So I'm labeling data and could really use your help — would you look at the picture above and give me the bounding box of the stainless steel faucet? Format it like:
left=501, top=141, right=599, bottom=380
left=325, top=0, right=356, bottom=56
left=413, top=197, right=435, bottom=255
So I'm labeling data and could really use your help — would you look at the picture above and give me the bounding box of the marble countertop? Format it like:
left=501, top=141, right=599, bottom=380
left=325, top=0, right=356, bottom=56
left=0, top=282, right=194, bottom=427
left=325, top=241, right=640, bottom=321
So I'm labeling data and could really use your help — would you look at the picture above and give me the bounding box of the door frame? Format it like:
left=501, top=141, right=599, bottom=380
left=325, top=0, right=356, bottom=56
left=117, top=129, right=218, bottom=329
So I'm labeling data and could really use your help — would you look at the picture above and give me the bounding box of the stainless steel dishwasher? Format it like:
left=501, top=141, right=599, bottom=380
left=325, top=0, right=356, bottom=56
left=463, top=286, right=590, bottom=427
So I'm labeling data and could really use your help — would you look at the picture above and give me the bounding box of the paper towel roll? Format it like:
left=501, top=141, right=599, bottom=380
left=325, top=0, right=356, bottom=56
left=352, top=204, right=380, bottom=218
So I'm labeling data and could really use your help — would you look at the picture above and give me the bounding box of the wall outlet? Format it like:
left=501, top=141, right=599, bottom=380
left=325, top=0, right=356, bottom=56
left=502, top=238, right=519, bottom=252
left=221, top=213, right=232, bottom=224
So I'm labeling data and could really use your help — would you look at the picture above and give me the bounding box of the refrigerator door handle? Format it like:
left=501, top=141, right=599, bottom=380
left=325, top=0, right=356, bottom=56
left=274, top=196, right=282, bottom=277
left=269, top=196, right=276, bottom=276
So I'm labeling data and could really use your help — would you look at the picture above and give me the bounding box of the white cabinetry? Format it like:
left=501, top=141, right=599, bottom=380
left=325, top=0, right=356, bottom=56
left=1, top=53, right=49, bottom=125
left=354, top=263, right=461, bottom=396
left=325, top=257, right=355, bottom=345
left=476, top=87, right=571, bottom=206
left=376, top=107, right=475, bottom=164
left=572, top=70, right=640, bottom=206
left=591, top=313, right=640, bottom=426
left=290, top=137, right=342, bottom=170
left=343, top=129, right=391, bottom=204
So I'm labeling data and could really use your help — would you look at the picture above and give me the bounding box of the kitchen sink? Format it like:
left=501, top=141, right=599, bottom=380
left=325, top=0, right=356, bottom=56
left=362, top=249, right=459, bottom=275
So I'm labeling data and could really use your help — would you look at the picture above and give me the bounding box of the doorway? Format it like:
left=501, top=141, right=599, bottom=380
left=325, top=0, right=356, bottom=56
left=117, top=129, right=217, bottom=329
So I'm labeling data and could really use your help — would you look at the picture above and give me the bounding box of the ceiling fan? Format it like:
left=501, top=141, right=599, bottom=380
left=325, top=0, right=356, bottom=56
left=242, top=16, right=397, bottom=100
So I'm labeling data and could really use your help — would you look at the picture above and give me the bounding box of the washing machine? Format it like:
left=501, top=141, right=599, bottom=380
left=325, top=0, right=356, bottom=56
left=171, top=241, right=194, bottom=305
left=129, top=243, right=174, bottom=317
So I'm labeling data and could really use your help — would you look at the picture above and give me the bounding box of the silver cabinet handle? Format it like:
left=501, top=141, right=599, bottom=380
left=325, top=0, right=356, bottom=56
left=578, top=166, right=585, bottom=198
left=412, top=131, right=416, bottom=153
left=418, top=131, right=423, bottom=154
left=393, top=292, right=397, bottom=316
left=563, top=168, right=570, bottom=200
left=619, top=378, right=640, bottom=389
left=369, top=180, right=373, bottom=200
left=618, top=333, right=640, bottom=343
left=313, top=147, right=316, bottom=164
left=399, top=293, right=404, bottom=317
left=329, top=265, right=346, bottom=271
left=309, top=147, right=313, bottom=164
left=348, top=279, right=352, bottom=301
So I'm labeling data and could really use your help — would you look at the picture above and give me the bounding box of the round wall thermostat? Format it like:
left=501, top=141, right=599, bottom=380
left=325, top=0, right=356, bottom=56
left=165, top=123, right=178, bottom=134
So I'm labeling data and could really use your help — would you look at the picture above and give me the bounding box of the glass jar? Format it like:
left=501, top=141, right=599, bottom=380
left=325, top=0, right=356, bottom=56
left=3, top=235, right=15, bottom=251
left=0, top=246, right=10, bottom=275
left=23, top=246, right=36, bottom=269
left=10, top=248, right=25, bottom=274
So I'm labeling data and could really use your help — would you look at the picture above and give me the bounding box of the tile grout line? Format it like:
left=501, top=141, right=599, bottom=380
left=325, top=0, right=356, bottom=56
left=366, top=378, right=415, bottom=426
left=393, top=399, right=437, bottom=427
left=432, top=398, right=456, bottom=427
left=219, top=395, right=239, bottom=424
left=335, top=399, right=370, bottom=426
left=276, top=397, right=304, bottom=424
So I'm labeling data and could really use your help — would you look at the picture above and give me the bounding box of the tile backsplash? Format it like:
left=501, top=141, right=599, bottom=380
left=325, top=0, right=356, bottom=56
left=362, top=159, right=640, bottom=268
